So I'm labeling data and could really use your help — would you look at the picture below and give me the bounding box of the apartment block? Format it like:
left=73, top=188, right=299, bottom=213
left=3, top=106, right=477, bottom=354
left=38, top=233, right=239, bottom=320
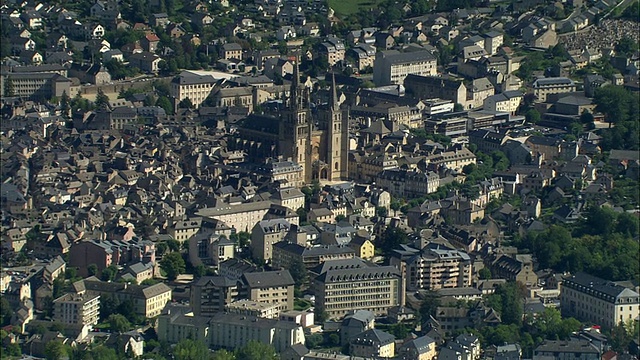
left=170, top=71, right=217, bottom=108
left=225, top=299, right=281, bottom=319
left=251, top=219, right=294, bottom=262
left=532, top=77, right=576, bottom=102
left=318, top=37, right=346, bottom=67
left=69, top=239, right=155, bottom=277
left=314, top=261, right=401, bottom=320
left=53, top=293, right=100, bottom=327
left=82, top=278, right=171, bottom=318
left=391, top=245, right=472, bottom=291
left=560, top=272, right=640, bottom=329
left=190, top=276, right=240, bottom=316
left=376, top=168, right=440, bottom=199
left=533, top=340, right=600, bottom=360
left=404, top=75, right=467, bottom=105
left=241, top=270, right=295, bottom=311
left=0, top=72, right=72, bottom=100
left=272, top=242, right=356, bottom=270
left=168, top=217, right=202, bottom=243
left=350, top=329, right=395, bottom=358
left=374, top=50, right=438, bottom=86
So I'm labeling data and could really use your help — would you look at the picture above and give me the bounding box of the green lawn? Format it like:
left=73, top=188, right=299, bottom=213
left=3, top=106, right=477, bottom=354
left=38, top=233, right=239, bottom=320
left=328, top=0, right=382, bottom=15
left=294, top=298, right=313, bottom=311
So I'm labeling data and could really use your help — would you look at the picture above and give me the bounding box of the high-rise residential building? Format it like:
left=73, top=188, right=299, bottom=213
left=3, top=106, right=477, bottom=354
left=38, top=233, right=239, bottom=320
left=373, top=50, right=438, bottom=86
left=53, top=293, right=100, bottom=327
left=314, top=260, right=401, bottom=320
left=391, top=245, right=473, bottom=291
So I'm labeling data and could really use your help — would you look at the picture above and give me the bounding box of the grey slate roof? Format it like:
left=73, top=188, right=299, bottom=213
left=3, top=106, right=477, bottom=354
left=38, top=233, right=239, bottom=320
left=242, top=270, right=294, bottom=288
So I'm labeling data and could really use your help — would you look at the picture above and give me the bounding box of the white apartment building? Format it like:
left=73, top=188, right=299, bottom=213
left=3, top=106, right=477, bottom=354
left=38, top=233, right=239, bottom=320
left=170, top=71, right=217, bottom=108
left=483, top=90, right=523, bottom=114
left=532, top=77, right=576, bottom=102
left=373, top=50, right=438, bottom=86
left=561, top=272, right=640, bottom=329
left=392, top=246, right=473, bottom=291
left=53, top=293, right=100, bottom=327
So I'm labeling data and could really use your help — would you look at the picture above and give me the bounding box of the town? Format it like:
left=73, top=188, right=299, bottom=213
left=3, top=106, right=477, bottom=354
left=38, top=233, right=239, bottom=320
left=0, top=0, right=639, bottom=359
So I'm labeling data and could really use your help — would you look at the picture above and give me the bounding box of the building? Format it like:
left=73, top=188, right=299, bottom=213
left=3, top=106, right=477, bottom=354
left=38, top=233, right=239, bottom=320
left=68, top=239, right=155, bottom=277
left=376, top=168, right=440, bottom=199
left=532, top=77, right=576, bottom=102
left=533, top=340, right=600, bottom=360
left=486, top=254, right=538, bottom=287
left=128, top=52, right=162, bottom=73
left=391, top=245, right=472, bottom=291
left=170, top=71, right=217, bottom=108
left=398, top=335, right=437, bottom=360
left=272, top=242, right=356, bottom=270
left=560, top=272, right=640, bottom=329
left=82, top=278, right=171, bottom=318
left=257, top=159, right=305, bottom=189
left=53, top=293, right=100, bottom=327
left=374, top=50, right=438, bottom=86
left=241, top=270, right=295, bottom=311
left=350, top=329, right=395, bottom=358
left=404, top=75, right=467, bottom=105
left=220, top=43, right=243, bottom=60
left=251, top=219, right=295, bottom=263
left=0, top=72, right=71, bottom=100
left=190, top=276, right=240, bottom=316
left=168, top=217, right=202, bottom=242
left=318, top=37, right=346, bottom=67
left=439, top=334, right=482, bottom=360
left=231, top=70, right=349, bottom=184
left=225, top=299, right=282, bottom=319
left=210, top=313, right=306, bottom=352
left=482, top=90, right=523, bottom=114
left=314, top=261, right=401, bottom=320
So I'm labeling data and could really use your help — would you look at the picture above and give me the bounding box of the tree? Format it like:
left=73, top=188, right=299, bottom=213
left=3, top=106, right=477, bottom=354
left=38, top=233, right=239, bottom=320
left=376, top=206, right=388, bottom=218
left=89, top=345, right=119, bottom=360
left=65, top=268, right=78, bottom=280
left=236, top=340, right=278, bottom=360
left=306, top=333, right=323, bottom=349
left=378, top=227, right=409, bottom=254
left=315, top=307, right=328, bottom=324
left=166, top=239, right=181, bottom=252
left=335, top=214, right=346, bottom=222
left=45, top=341, right=67, bottom=360
left=212, top=349, right=236, bottom=360
left=289, top=259, right=308, bottom=288
left=160, top=252, right=186, bottom=280
left=178, top=97, right=194, bottom=109
left=173, top=339, right=210, bottom=360
left=3, top=76, right=15, bottom=97
left=94, top=88, right=110, bottom=110
left=419, top=291, right=441, bottom=318
left=108, top=313, right=131, bottom=333
left=525, top=109, right=541, bottom=124
left=101, top=265, right=118, bottom=282
left=488, top=282, right=526, bottom=326
left=0, top=297, right=11, bottom=326
left=194, top=264, right=207, bottom=278
left=60, top=91, right=71, bottom=118
left=88, top=264, right=99, bottom=277
left=454, top=103, right=464, bottom=112
left=479, top=267, right=491, bottom=280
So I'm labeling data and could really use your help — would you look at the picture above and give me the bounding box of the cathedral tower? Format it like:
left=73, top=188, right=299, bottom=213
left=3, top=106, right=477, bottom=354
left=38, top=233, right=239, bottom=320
left=279, top=60, right=312, bottom=183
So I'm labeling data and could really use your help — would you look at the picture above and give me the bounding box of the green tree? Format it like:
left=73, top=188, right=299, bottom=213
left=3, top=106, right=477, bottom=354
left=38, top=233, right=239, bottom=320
left=289, top=259, right=308, bottom=288
left=160, top=252, right=186, bottom=280
left=3, top=76, right=15, bottom=97
left=212, top=349, right=236, bottom=360
left=94, top=88, right=110, bottom=110
left=193, top=264, right=207, bottom=278
left=376, top=206, right=388, bottom=217
left=156, top=96, right=174, bottom=115
left=315, top=307, right=328, bottom=324
left=0, top=297, right=11, bottom=326
left=306, top=333, right=324, bottom=349
left=378, top=227, right=409, bottom=254
left=525, top=108, right=541, bottom=124
left=479, top=267, right=492, bottom=280
left=88, top=263, right=99, bottom=277
left=101, top=265, right=118, bottom=282
left=419, top=291, right=441, bottom=318
left=178, top=97, right=194, bottom=109
left=45, top=341, right=67, bottom=360
left=108, top=313, right=131, bottom=333
left=236, top=340, right=278, bottom=360
left=173, top=339, right=210, bottom=360
left=90, top=345, right=119, bottom=360
left=488, top=282, right=525, bottom=326
left=335, top=214, right=346, bottom=222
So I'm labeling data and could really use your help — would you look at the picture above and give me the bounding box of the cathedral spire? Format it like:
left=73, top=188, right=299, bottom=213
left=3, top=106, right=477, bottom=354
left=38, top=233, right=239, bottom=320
left=290, top=57, right=300, bottom=110
left=330, top=72, right=338, bottom=111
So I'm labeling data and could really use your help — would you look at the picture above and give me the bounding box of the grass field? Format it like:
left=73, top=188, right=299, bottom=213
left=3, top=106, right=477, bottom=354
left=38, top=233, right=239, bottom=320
left=328, top=0, right=383, bottom=15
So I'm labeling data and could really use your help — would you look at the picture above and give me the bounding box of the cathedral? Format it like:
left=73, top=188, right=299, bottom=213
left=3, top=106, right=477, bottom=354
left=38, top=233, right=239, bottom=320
left=230, top=64, right=349, bottom=185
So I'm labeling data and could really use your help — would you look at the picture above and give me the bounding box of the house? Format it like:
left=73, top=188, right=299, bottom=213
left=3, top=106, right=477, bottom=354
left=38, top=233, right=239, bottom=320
left=532, top=77, right=576, bottom=102
left=375, top=32, right=395, bottom=50
left=350, top=329, right=395, bottom=358
left=191, top=13, right=214, bottom=28
left=398, top=335, right=437, bottom=360
left=166, top=23, right=186, bottom=38
left=20, top=10, right=43, bottom=30
left=317, top=36, right=346, bottom=67
left=348, top=231, right=375, bottom=259
left=487, top=254, right=538, bottom=287
left=277, top=26, right=297, bottom=41
left=347, top=44, right=377, bottom=71
left=129, top=52, right=162, bottom=73
left=533, top=340, right=600, bottom=360
left=483, top=90, right=523, bottom=114
left=340, top=310, right=375, bottom=345
left=19, top=50, right=43, bottom=65
left=220, top=43, right=243, bottom=60
left=141, top=33, right=160, bottom=53
left=68, top=63, right=111, bottom=85
left=151, top=13, right=169, bottom=27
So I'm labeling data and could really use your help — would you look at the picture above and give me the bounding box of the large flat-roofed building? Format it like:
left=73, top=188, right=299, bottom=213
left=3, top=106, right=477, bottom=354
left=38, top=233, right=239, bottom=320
left=391, top=245, right=472, bottom=291
left=532, top=77, right=576, bottom=102
left=374, top=50, right=438, bottom=86
left=170, top=71, right=217, bottom=108
left=533, top=340, right=600, bottom=360
left=241, top=270, right=295, bottom=311
left=314, top=260, right=401, bottom=320
left=0, top=72, right=72, bottom=100
left=272, top=242, right=356, bottom=270
left=190, top=276, right=239, bottom=316
left=560, top=272, right=640, bottom=329
left=53, top=293, right=100, bottom=327
left=404, top=75, right=467, bottom=105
